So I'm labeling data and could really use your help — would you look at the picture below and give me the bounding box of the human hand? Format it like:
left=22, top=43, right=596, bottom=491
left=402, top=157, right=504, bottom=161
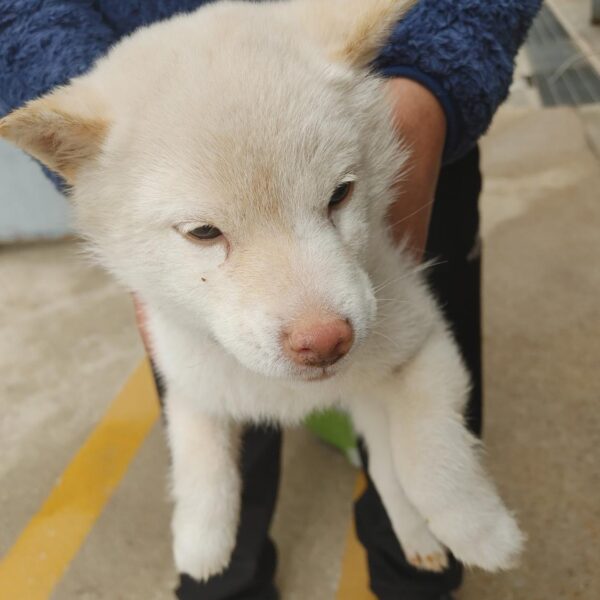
left=385, top=78, right=447, bottom=260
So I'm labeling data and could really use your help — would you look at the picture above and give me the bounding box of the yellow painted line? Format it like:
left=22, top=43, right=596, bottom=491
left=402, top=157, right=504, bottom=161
left=336, top=473, right=377, bottom=600
left=0, top=358, right=160, bottom=600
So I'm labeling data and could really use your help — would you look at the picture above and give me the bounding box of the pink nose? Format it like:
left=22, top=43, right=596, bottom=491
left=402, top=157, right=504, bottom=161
left=283, top=315, right=354, bottom=368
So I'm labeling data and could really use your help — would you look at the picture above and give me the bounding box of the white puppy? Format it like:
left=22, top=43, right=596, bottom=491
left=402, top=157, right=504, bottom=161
left=0, top=0, right=523, bottom=581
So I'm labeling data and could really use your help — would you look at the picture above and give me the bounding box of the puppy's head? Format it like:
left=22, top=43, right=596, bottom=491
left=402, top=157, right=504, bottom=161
left=0, top=0, right=413, bottom=381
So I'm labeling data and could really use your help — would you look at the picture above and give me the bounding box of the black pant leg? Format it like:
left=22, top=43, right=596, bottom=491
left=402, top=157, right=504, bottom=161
left=355, top=147, right=483, bottom=600
left=426, top=147, right=483, bottom=437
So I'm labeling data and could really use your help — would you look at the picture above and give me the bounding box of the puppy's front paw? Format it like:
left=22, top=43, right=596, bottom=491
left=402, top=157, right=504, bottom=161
left=172, top=507, right=237, bottom=581
left=430, top=503, right=524, bottom=572
left=401, top=525, right=449, bottom=573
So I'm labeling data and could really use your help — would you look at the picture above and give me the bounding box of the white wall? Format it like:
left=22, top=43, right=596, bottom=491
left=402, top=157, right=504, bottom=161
left=0, top=139, right=70, bottom=242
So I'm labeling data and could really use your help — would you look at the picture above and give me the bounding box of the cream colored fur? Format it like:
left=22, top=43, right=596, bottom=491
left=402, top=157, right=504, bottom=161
left=0, top=0, right=523, bottom=580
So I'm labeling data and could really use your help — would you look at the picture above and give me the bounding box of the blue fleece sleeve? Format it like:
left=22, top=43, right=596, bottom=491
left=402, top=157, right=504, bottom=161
left=0, top=1, right=117, bottom=117
left=376, top=0, right=543, bottom=163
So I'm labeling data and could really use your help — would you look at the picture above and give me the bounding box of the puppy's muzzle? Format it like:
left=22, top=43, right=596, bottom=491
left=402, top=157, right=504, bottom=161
left=282, top=314, right=354, bottom=368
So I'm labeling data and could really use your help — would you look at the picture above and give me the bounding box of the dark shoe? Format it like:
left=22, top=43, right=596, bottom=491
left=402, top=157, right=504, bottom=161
left=235, top=581, right=278, bottom=600
left=228, top=582, right=278, bottom=600
left=176, top=576, right=278, bottom=600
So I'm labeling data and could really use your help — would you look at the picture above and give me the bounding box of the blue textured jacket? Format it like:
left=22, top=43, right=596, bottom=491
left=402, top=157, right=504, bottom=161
left=0, top=0, right=541, bottom=163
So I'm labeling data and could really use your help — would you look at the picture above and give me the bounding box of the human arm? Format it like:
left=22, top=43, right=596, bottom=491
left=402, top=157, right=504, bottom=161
left=380, top=0, right=542, bottom=256
left=0, top=1, right=120, bottom=116
left=377, top=0, right=542, bottom=164
left=385, top=78, right=446, bottom=256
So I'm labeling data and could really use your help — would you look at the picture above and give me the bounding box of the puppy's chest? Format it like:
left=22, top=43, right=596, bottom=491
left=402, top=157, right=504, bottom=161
left=168, top=357, right=342, bottom=424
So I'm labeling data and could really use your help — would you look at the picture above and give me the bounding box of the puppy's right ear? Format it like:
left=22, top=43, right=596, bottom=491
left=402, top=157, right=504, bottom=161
left=0, top=83, right=109, bottom=185
left=294, top=0, right=416, bottom=69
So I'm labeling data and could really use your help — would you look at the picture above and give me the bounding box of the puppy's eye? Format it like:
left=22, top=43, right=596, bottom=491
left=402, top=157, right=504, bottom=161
left=329, top=181, right=354, bottom=209
left=187, top=225, right=223, bottom=241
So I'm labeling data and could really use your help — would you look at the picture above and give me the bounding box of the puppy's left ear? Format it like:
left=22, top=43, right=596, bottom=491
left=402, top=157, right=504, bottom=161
left=294, top=0, right=416, bottom=69
left=0, top=84, right=109, bottom=185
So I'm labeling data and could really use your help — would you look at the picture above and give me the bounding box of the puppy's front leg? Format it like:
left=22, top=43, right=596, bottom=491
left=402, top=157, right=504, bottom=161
left=384, top=328, right=524, bottom=571
left=350, top=399, right=449, bottom=572
left=165, top=394, right=241, bottom=581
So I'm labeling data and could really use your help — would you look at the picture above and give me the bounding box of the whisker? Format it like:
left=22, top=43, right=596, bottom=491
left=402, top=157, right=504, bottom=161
left=372, top=270, right=419, bottom=293
left=371, top=330, right=401, bottom=350
left=375, top=297, right=413, bottom=303
left=387, top=199, right=436, bottom=230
